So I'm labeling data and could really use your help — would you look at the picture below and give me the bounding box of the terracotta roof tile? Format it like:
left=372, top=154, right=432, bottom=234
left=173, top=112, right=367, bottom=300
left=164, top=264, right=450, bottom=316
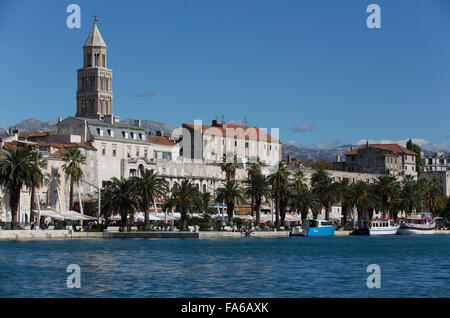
left=346, top=144, right=417, bottom=156
left=147, top=135, right=176, bottom=146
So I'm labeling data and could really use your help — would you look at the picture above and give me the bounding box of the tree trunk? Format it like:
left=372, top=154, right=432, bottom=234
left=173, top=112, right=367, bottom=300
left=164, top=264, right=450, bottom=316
left=255, top=201, right=261, bottom=227
left=69, top=180, right=74, bottom=210
left=10, top=188, right=20, bottom=230
left=180, top=210, right=187, bottom=231
left=30, top=188, right=36, bottom=225
left=227, top=202, right=234, bottom=225
left=250, top=197, right=254, bottom=217
left=300, top=209, right=308, bottom=222
left=121, top=213, right=128, bottom=228
left=144, top=203, right=150, bottom=230
left=275, top=194, right=280, bottom=227
left=342, top=205, right=347, bottom=226
left=280, top=205, right=286, bottom=226
left=325, top=204, right=330, bottom=220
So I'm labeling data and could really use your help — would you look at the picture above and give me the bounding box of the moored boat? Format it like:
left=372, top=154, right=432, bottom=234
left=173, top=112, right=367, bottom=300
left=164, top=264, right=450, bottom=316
left=398, top=212, right=436, bottom=235
left=368, top=218, right=399, bottom=235
left=290, top=219, right=335, bottom=237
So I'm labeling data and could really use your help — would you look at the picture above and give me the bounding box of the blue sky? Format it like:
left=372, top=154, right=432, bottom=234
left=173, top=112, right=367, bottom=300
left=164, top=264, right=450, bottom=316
left=1, top=0, right=450, bottom=148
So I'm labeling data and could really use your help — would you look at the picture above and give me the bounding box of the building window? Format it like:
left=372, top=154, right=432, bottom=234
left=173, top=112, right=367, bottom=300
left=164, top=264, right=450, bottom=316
left=144, top=148, right=148, bottom=159
left=136, top=147, right=140, bottom=157
left=112, top=145, right=117, bottom=157
left=235, top=141, right=238, bottom=147
left=245, top=142, right=249, bottom=148
left=101, top=144, right=106, bottom=156
left=97, top=128, right=104, bottom=136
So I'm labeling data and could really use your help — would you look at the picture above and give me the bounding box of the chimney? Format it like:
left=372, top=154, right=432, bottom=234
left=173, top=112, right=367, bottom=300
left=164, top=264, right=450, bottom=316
left=336, top=155, right=340, bottom=162
left=58, top=116, right=62, bottom=123
left=104, top=115, right=114, bottom=124
left=287, top=155, right=291, bottom=163
left=156, top=130, right=164, bottom=137
left=134, top=119, right=141, bottom=128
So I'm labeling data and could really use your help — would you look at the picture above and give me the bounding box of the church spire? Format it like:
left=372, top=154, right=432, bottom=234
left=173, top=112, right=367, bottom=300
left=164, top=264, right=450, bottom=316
left=76, top=17, right=114, bottom=120
left=84, top=17, right=107, bottom=48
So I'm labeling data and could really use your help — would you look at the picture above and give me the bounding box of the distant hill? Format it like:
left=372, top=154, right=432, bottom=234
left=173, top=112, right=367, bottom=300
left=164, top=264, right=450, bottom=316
left=283, top=143, right=450, bottom=162
left=282, top=144, right=353, bottom=162
left=122, top=119, right=175, bottom=135
left=6, top=118, right=176, bottom=136
left=10, top=119, right=58, bottom=132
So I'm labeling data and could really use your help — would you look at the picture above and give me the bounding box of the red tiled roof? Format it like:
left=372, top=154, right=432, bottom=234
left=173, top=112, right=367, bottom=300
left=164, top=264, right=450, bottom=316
left=3, top=142, right=20, bottom=151
left=147, top=135, right=176, bottom=146
left=346, top=144, right=417, bottom=156
left=19, top=131, right=57, bottom=139
left=36, top=141, right=97, bottom=154
left=183, top=123, right=281, bottom=144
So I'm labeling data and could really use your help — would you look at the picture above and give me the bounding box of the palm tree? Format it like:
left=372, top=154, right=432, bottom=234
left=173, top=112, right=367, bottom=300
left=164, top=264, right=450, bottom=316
left=220, top=153, right=238, bottom=181
left=290, top=184, right=321, bottom=221
left=291, top=170, right=307, bottom=194
left=268, top=161, right=290, bottom=226
left=109, top=177, right=137, bottom=228
left=310, top=169, right=339, bottom=220
left=422, top=178, right=446, bottom=216
left=246, top=157, right=262, bottom=215
left=62, top=148, right=86, bottom=210
left=164, top=180, right=198, bottom=231
left=29, top=151, right=47, bottom=224
left=336, top=177, right=352, bottom=226
left=244, top=172, right=270, bottom=226
left=99, top=180, right=115, bottom=223
left=132, top=169, right=167, bottom=229
left=0, top=148, right=43, bottom=229
left=399, top=175, right=423, bottom=216
left=216, top=180, right=244, bottom=225
left=348, top=180, right=377, bottom=228
left=374, top=176, right=400, bottom=218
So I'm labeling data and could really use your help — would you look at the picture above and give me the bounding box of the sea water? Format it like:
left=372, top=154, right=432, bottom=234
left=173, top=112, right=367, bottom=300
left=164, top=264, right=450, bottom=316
left=0, top=235, right=448, bottom=297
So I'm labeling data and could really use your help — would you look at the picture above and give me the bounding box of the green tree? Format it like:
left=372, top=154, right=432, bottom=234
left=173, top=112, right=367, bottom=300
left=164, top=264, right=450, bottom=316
left=336, top=177, right=352, bottom=226
left=216, top=180, right=244, bottom=225
left=310, top=169, right=339, bottom=220
left=290, top=184, right=321, bottom=221
left=268, top=161, right=290, bottom=226
left=29, top=151, right=47, bottom=224
left=132, top=169, right=168, bottom=229
left=246, top=157, right=262, bottom=216
left=374, top=176, right=400, bottom=218
left=406, top=139, right=422, bottom=171
left=0, top=148, right=44, bottom=229
left=220, top=153, right=238, bottom=181
left=62, top=148, right=86, bottom=210
left=109, top=177, right=137, bottom=228
left=348, top=180, right=377, bottom=227
left=164, top=180, right=199, bottom=231
left=244, top=172, right=270, bottom=226
left=422, top=178, right=446, bottom=216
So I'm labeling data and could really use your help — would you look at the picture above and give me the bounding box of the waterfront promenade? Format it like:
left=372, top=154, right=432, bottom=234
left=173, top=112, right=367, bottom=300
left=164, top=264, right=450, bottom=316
left=1, top=229, right=450, bottom=240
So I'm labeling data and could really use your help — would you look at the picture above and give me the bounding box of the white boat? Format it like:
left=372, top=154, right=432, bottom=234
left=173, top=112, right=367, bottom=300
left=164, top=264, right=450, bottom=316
left=368, top=218, right=399, bottom=235
left=398, top=212, right=436, bottom=235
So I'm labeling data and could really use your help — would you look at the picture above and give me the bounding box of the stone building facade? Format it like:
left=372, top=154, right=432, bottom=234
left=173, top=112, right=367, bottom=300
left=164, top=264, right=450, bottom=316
left=334, top=143, right=418, bottom=177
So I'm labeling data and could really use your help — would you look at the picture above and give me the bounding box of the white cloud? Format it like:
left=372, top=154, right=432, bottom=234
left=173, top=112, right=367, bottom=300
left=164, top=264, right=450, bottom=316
left=293, top=123, right=314, bottom=132
left=355, top=138, right=429, bottom=147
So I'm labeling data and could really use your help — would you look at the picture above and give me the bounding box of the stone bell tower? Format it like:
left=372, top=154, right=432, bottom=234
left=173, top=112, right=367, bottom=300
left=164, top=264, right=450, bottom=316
left=76, top=17, right=114, bottom=119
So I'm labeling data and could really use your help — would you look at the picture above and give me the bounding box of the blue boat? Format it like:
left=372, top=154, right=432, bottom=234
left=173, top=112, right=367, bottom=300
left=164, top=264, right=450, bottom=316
left=289, top=219, right=335, bottom=237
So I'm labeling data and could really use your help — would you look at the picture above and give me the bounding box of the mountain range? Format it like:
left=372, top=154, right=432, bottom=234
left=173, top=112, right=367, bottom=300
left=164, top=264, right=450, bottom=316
left=3, top=118, right=449, bottom=161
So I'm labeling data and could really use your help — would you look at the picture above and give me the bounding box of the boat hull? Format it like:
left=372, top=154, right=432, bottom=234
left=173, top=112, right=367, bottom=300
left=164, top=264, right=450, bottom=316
left=306, top=226, right=335, bottom=237
left=369, top=225, right=399, bottom=235
left=398, top=226, right=435, bottom=235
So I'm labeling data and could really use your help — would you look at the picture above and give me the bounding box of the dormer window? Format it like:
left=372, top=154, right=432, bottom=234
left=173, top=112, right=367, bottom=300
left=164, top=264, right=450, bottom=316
left=97, top=128, right=104, bottom=136
left=108, top=129, right=114, bottom=137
